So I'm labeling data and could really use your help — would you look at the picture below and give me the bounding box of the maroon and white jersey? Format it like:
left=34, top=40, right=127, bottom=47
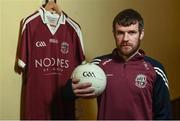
left=18, top=7, right=85, bottom=119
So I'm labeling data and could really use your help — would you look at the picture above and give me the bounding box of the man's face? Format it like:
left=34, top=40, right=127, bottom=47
left=113, top=22, right=144, bottom=59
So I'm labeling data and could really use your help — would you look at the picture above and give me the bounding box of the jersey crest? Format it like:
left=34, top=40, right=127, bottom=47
left=135, top=74, right=147, bottom=88
left=61, top=42, right=69, bottom=54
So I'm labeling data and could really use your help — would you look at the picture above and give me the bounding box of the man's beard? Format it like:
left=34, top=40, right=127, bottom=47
left=117, top=40, right=140, bottom=58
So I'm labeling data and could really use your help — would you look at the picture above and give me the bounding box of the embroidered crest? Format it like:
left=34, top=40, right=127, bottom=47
left=61, top=42, right=69, bottom=54
left=135, top=74, right=147, bottom=88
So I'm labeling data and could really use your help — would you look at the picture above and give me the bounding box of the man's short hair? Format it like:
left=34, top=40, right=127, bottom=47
left=113, top=9, right=144, bottom=32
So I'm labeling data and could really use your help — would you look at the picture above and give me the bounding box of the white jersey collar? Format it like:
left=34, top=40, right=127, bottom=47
left=39, top=7, right=65, bottom=25
left=38, top=7, right=66, bottom=35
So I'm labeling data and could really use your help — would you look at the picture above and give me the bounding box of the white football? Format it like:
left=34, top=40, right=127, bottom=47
left=71, top=62, right=107, bottom=96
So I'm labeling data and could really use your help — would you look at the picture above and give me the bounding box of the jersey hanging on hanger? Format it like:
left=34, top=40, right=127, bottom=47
left=17, top=7, right=85, bottom=120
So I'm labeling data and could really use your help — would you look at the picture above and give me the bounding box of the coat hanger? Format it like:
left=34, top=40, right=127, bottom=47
left=44, top=0, right=62, bottom=15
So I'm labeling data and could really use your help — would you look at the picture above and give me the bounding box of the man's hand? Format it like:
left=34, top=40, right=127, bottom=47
left=72, top=79, right=96, bottom=98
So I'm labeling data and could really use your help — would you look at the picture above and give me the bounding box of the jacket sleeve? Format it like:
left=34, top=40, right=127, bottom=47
left=152, top=65, right=172, bottom=119
left=62, top=79, right=77, bottom=100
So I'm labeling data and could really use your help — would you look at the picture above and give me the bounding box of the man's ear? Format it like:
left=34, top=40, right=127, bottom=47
left=140, top=29, right=144, bottom=40
left=112, top=30, right=116, bottom=39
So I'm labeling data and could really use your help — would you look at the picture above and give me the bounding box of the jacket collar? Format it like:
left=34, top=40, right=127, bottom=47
left=112, top=48, right=145, bottom=62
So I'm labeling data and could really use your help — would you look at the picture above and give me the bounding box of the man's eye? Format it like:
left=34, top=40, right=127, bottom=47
left=128, top=31, right=137, bottom=34
left=116, top=31, right=124, bottom=35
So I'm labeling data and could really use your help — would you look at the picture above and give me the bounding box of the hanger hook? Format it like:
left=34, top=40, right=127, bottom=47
left=43, top=0, right=57, bottom=7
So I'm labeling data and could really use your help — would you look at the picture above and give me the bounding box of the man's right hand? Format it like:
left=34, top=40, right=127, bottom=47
left=72, top=79, right=96, bottom=99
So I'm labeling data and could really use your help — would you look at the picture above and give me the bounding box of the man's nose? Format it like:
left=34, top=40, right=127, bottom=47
left=123, top=33, right=129, bottom=42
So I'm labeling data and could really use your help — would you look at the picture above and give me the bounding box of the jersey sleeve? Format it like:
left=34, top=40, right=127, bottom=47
left=74, top=28, right=85, bottom=64
left=17, top=19, right=29, bottom=69
left=66, top=17, right=85, bottom=65
left=152, top=63, right=171, bottom=119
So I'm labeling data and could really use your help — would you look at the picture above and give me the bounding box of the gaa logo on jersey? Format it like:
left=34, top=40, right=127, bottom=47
left=61, top=42, right=69, bottom=54
left=35, top=41, right=46, bottom=47
left=135, top=74, right=147, bottom=88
